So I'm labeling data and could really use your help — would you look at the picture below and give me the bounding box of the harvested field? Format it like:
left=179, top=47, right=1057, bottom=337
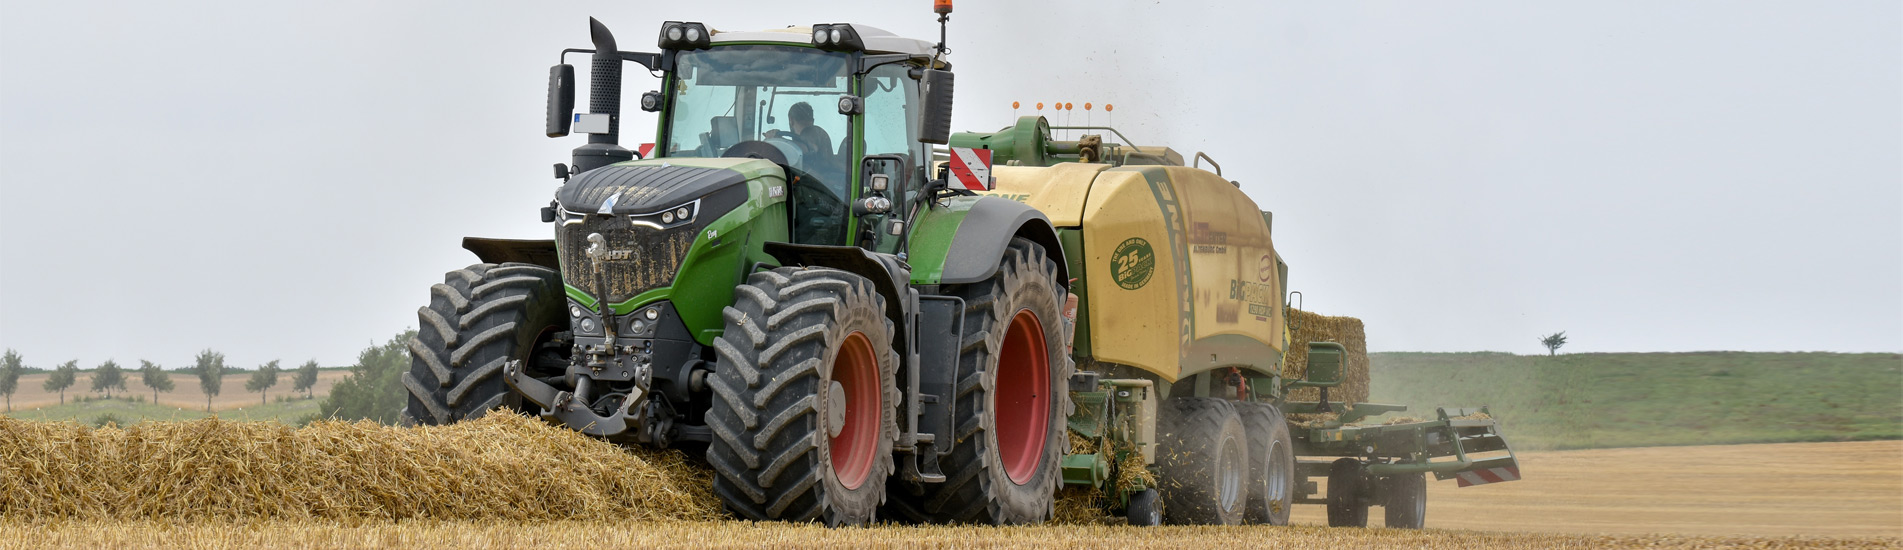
left=1283, top=308, right=1370, bottom=403
left=3, top=414, right=1896, bottom=548
left=2, top=521, right=1892, bottom=549
left=1290, top=440, right=1903, bottom=538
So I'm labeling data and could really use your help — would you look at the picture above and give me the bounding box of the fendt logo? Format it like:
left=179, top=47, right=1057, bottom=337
left=1111, top=237, right=1155, bottom=290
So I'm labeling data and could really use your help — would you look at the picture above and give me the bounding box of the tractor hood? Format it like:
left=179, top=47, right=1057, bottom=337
left=552, top=159, right=781, bottom=308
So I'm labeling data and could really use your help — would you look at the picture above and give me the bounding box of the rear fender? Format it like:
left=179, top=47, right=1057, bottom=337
left=908, top=195, right=1068, bottom=285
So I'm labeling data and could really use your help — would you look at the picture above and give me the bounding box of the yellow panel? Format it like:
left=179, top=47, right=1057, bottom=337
left=1081, top=170, right=1183, bottom=381
left=980, top=163, right=1109, bottom=227
left=1171, top=167, right=1285, bottom=356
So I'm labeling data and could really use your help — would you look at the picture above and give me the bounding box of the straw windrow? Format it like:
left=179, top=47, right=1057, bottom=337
left=0, top=413, right=721, bottom=521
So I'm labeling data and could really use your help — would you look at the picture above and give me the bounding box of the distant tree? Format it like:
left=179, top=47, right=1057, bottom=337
left=90, top=359, right=127, bottom=399
left=193, top=349, right=227, bottom=412
left=139, top=360, right=174, bottom=404
left=320, top=330, right=416, bottom=425
left=246, top=360, right=281, bottom=406
left=292, top=360, right=320, bottom=399
left=1540, top=331, right=1568, bottom=356
left=0, top=349, right=24, bottom=412
left=44, top=360, right=79, bottom=405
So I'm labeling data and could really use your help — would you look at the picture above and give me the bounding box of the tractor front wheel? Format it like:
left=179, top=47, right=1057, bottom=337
left=706, top=267, right=899, bottom=526
left=401, top=263, right=563, bottom=426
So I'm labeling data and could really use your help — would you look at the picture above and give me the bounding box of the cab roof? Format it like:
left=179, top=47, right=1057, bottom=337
left=709, top=25, right=940, bottom=58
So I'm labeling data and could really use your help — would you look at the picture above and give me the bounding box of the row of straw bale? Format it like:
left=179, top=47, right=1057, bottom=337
left=0, top=413, right=721, bottom=521
left=1280, top=308, right=1371, bottom=404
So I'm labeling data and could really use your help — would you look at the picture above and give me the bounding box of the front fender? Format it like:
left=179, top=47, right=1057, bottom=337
left=908, top=195, right=1067, bottom=285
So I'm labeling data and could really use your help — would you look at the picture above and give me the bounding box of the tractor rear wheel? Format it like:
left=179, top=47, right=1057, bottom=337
left=1383, top=472, right=1427, bottom=529
left=1158, top=397, right=1250, bottom=525
left=706, top=267, right=899, bottom=526
left=885, top=238, right=1071, bottom=525
left=401, top=263, right=563, bottom=426
left=1237, top=401, right=1295, bottom=525
left=1327, top=458, right=1371, bottom=527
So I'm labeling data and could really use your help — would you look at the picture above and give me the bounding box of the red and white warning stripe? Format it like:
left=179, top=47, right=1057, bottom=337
left=1455, top=465, right=1521, bottom=487
left=947, top=147, right=993, bottom=191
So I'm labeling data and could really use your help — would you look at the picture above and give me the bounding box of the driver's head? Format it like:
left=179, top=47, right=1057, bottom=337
left=789, top=102, right=814, bottom=132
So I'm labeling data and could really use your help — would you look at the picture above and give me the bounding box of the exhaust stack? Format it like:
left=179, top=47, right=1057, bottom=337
left=573, top=17, right=634, bottom=174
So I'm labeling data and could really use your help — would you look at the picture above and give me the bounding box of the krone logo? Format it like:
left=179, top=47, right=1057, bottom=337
left=1111, top=237, right=1156, bottom=290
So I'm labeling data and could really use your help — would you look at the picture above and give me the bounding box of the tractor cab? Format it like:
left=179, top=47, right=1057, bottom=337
left=650, top=25, right=944, bottom=248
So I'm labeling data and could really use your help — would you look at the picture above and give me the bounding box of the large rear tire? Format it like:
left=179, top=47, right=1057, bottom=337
left=886, top=238, right=1071, bottom=525
left=706, top=267, right=900, bottom=526
left=402, top=263, right=563, bottom=426
left=1158, top=397, right=1250, bottom=525
left=1237, top=401, right=1295, bottom=525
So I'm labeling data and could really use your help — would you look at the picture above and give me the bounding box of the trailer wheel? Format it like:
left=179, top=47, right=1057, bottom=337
left=885, top=238, right=1071, bottom=525
left=402, top=263, right=563, bottom=426
left=706, top=267, right=899, bottom=526
left=1326, top=458, right=1370, bottom=527
left=1237, top=402, right=1295, bottom=525
left=1126, top=489, right=1162, bottom=526
left=1383, top=472, right=1427, bottom=529
left=1158, top=397, right=1250, bottom=525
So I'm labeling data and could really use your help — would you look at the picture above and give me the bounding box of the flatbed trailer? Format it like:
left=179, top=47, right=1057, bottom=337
left=1061, top=342, right=1521, bottom=527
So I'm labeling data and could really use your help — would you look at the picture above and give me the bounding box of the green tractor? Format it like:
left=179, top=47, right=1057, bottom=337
left=402, top=6, right=1076, bottom=525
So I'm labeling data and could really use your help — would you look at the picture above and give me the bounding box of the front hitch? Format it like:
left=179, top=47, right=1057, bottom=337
left=503, top=359, right=645, bottom=437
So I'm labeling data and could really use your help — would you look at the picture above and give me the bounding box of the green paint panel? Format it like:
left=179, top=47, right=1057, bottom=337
left=903, top=195, right=981, bottom=284
left=1058, top=228, right=1091, bottom=357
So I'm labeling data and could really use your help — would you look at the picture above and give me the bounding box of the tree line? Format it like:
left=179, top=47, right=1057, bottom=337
left=5, top=329, right=424, bottom=426
left=0, top=349, right=321, bottom=412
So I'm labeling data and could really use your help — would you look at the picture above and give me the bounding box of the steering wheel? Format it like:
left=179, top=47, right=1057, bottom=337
left=721, top=137, right=805, bottom=168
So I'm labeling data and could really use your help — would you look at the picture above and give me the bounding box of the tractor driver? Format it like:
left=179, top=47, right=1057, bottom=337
left=764, top=102, right=834, bottom=167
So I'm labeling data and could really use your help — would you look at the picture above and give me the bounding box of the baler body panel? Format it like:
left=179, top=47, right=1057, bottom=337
left=984, top=163, right=1285, bottom=383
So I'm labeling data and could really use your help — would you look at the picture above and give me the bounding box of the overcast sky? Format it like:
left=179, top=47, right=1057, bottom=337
left=2, top=1, right=1898, bottom=370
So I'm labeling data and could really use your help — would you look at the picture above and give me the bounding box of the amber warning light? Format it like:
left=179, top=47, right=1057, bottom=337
left=935, top=0, right=953, bottom=14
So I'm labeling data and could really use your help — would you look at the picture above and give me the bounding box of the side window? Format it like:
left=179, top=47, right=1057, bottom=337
left=862, top=65, right=918, bottom=162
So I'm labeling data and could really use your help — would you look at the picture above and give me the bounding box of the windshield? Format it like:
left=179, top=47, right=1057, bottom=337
left=664, top=46, right=851, bottom=171
left=664, top=45, right=855, bottom=244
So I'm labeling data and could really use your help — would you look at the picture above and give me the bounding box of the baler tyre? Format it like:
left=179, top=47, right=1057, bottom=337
left=1237, top=401, right=1295, bottom=525
left=706, top=267, right=900, bottom=526
left=1158, top=397, right=1250, bottom=525
left=404, top=263, right=563, bottom=426
left=1125, top=489, right=1162, bottom=527
left=1326, top=458, right=1370, bottom=527
left=1383, top=472, right=1427, bottom=529
left=885, top=237, right=1071, bottom=525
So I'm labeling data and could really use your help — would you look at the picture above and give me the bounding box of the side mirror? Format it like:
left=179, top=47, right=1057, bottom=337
left=1298, top=342, right=1345, bottom=388
left=545, top=64, right=575, bottom=137
left=917, top=69, right=954, bottom=144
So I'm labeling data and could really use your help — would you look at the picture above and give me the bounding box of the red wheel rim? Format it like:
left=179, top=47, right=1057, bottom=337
left=994, top=309, right=1051, bottom=485
left=828, top=331, right=880, bottom=490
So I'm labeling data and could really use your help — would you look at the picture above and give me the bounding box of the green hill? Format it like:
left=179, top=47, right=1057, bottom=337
left=1366, top=351, right=1903, bottom=450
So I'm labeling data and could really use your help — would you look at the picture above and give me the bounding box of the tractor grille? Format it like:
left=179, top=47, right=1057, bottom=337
left=557, top=215, right=697, bottom=306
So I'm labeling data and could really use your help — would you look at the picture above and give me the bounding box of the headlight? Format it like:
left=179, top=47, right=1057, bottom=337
left=666, top=26, right=684, bottom=41
left=829, top=29, right=842, bottom=44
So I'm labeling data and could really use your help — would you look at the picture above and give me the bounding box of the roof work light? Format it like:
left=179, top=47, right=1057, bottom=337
left=657, top=21, right=712, bottom=50
left=810, top=23, right=866, bottom=52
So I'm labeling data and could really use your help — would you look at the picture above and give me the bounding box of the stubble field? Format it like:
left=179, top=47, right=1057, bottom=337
left=2, top=412, right=1894, bottom=549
